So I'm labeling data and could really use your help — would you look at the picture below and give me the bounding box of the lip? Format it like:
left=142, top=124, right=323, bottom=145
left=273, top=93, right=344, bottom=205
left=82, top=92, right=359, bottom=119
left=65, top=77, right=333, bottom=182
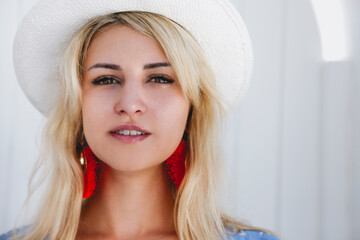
left=109, top=124, right=151, bottom=143
left=110, top=124, right=151, bottom=134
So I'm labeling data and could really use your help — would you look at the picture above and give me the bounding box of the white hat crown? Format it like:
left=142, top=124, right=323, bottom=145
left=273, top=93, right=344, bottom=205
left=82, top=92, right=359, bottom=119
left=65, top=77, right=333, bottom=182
left=14, top=0, right=253, bottom=116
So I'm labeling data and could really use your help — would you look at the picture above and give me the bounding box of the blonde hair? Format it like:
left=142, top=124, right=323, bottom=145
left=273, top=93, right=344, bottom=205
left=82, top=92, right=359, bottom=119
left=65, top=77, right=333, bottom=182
left=12, top=12, right=276, bottom=240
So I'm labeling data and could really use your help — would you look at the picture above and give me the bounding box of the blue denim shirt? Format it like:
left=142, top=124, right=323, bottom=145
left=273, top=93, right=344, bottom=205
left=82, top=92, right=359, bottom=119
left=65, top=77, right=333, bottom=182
left=228, top=230, right=280, bottom=240
left=0, top=228, right=280, bottom=240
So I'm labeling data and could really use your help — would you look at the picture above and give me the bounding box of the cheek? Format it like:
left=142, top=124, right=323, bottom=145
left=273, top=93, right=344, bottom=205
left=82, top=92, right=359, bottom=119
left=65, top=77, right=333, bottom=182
left=82, top=88, right=115, bottom=115
left=146, top=98, right=189, bottom=165
left=152, top=91, right=190, bottom=139
left=81, top=90, right=113, bottom=141
left=168, top=101, right=189, bottom=129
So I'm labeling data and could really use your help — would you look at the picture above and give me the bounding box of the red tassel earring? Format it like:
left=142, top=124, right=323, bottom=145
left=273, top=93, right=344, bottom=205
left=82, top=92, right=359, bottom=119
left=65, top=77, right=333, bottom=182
left=165, top=139, right=187, bottom=189
left=80, top=140, right=101, bottom=199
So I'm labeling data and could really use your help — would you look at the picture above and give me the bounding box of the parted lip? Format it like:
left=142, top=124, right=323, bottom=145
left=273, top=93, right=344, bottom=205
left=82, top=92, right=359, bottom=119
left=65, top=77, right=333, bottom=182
left=110, top=124, right=151, bottom=134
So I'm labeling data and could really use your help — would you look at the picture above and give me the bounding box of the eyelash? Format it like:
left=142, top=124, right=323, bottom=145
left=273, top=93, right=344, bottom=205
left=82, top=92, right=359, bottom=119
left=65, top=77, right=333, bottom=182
left=92, top=75, right=174, bottom=85
left=149, top=76, right=174, bottom=84
left=92, top=76, right=119, bottom=85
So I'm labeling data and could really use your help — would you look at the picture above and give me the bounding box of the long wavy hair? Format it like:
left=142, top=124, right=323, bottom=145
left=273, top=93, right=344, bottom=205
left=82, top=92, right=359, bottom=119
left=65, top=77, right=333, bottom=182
left=12, top=11, right=275, bottom=240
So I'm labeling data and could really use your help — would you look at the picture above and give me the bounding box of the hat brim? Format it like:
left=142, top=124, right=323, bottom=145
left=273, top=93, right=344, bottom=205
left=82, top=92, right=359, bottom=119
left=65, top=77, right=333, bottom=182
left=13, top=0, right=253, bottom=116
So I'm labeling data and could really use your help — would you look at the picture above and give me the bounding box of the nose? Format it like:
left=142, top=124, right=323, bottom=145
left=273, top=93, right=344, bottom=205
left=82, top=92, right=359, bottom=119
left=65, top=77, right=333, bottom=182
left=114, top=81, right=146, bottom=116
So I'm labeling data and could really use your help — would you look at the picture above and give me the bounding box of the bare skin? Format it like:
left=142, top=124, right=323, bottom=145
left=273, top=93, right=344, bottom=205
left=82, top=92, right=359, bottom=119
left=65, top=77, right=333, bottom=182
left=76, top=164, right=178, bottom=240
left=76, top=26, right=189, bottom=239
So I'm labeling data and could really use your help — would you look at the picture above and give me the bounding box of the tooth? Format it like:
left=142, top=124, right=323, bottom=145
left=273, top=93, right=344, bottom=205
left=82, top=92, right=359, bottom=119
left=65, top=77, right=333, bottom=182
left=114, top=129, right=147, bottom=135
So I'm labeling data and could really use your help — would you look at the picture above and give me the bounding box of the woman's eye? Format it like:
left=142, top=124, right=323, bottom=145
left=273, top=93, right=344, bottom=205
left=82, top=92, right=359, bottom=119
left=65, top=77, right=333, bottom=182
left=149, top=76, right=174, bottom=84
left=92, top=76, right=119, bottom=85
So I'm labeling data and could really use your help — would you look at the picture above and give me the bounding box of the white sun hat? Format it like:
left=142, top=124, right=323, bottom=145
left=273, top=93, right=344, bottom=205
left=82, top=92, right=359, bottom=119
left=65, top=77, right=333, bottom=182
left=13, top=0, right=253, bottom=117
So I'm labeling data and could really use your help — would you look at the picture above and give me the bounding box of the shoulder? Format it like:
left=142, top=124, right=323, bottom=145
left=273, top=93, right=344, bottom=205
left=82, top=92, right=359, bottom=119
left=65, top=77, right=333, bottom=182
left=0, top=229, right=13, bottom=240
left=0, top=226, right=30, bottom=240
left=227, top=230, right=281, bottom=240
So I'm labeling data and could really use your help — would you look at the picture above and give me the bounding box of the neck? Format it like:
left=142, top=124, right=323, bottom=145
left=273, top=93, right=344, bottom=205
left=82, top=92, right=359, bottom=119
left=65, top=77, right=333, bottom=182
left=79, top=163, right=176, bottom=239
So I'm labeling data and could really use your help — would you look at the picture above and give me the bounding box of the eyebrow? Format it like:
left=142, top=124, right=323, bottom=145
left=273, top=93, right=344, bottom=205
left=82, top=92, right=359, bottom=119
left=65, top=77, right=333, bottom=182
left=88, top=63, right=121, bottom=71
left=87, top=62, right=171, bottom=71
left=143, top=62, right=171, bottom=69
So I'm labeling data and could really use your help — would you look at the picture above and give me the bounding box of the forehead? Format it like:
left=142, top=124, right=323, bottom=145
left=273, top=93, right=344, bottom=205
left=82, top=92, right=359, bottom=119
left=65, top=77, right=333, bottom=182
left=84, top=25, right=168, bottom=67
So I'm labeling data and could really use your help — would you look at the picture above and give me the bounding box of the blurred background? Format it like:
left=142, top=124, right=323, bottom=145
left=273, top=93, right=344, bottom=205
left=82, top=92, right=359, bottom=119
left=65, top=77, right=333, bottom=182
left=0, top=0, right=359, bottom=239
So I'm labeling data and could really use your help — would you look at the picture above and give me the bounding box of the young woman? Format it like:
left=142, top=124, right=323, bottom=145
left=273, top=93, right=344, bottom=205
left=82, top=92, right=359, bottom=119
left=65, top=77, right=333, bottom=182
left=1, top=1, right=280, bottom=239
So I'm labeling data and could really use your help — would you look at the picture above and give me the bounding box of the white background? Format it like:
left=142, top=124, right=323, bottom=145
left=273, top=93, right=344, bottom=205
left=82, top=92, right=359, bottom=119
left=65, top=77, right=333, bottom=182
left=0, top=0, right=359, bottom=240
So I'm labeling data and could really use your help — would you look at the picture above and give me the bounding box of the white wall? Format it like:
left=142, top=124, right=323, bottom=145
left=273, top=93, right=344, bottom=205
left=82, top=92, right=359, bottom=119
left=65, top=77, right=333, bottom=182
left=0, top=0, right=46, bottom=231
left=224, top=0, right=359, bottom=240
left=349, top=0, right=360, bottom=239
left=0, top=0, right=359, bottom=240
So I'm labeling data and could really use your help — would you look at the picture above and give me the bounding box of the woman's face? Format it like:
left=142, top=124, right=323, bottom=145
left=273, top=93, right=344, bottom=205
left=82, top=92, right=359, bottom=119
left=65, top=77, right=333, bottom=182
left=82, top=25, right=190, bottom=172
